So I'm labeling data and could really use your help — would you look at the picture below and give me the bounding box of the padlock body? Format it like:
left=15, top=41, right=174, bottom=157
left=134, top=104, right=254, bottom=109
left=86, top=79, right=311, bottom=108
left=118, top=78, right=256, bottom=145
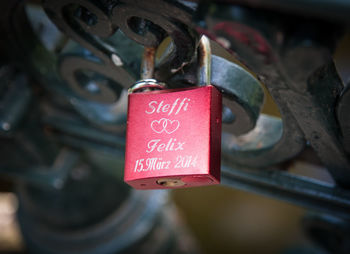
left=124, top=85, right=222, bottom=189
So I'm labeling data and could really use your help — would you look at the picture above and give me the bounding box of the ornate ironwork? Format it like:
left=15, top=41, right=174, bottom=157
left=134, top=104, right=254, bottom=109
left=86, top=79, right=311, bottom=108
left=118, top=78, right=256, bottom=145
left=1, top=0, right=350, bottom=253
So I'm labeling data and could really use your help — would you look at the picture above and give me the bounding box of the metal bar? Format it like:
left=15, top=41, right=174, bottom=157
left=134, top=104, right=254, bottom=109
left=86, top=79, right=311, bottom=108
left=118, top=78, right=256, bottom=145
left=43, top=116, right=126, bottom=148
left=222, top=164, right=350, bottom=219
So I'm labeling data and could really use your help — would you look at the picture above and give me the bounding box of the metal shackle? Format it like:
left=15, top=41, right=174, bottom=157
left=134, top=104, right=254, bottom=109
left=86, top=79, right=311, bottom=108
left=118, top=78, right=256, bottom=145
left=128, top=47, right=166, bottom=94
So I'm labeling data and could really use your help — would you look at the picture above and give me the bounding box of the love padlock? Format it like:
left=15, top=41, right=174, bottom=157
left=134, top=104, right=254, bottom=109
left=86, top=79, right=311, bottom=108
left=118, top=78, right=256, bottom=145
left=124, top=36, right=222, bottom=189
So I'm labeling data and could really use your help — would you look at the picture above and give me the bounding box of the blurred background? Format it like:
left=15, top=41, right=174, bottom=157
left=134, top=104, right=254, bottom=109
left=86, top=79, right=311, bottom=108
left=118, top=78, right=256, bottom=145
left=0, top=184, right=313, bottom=254
left=1, top=1, right=350, bottom=253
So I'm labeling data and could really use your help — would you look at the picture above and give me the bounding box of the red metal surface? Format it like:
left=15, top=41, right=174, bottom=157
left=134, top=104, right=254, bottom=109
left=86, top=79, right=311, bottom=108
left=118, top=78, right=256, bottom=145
left=124, top=85, right=222, bottom=189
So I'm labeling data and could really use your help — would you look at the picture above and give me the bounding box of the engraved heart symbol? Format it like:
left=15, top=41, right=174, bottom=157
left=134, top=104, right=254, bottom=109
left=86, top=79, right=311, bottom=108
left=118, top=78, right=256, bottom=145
left=164, top=119, right=180, bottom=134
left=151, top=118, right=166, bottom=134
left=150, top=118, right=180, bottom=134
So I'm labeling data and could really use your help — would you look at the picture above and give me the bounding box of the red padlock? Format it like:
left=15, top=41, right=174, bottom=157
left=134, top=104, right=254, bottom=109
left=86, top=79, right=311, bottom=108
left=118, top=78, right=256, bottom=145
left=124, top=36, right=222, bottom=189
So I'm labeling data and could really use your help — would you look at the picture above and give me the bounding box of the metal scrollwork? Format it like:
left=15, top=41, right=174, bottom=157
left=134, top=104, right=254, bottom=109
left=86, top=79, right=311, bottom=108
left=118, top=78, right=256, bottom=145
left=111, top=0, right=199, bottom=80
left=43, top=0, right=140, bottom=126
left=204, top=19, right=306, bottom=167
left=210, top=55, right=264, bottom=136
left=2, top=4, right=350, bottom=250
left=207, top=5, right=350, bottom=186
left=42, top=0, right=199, bottom=125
